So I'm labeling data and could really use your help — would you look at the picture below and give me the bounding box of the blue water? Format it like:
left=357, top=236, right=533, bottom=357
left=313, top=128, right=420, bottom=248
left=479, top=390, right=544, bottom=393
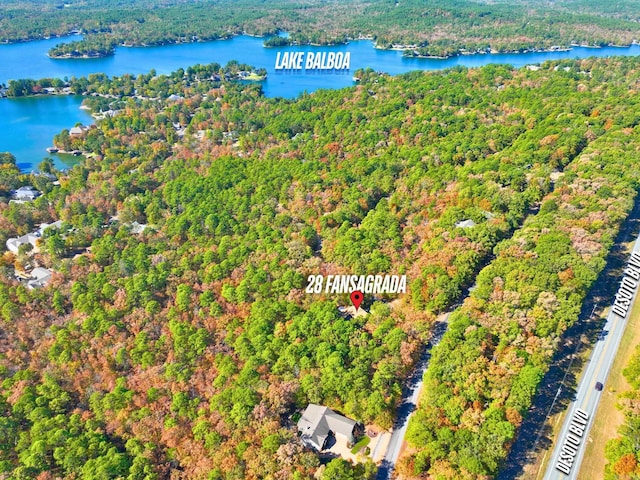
left=0, top=95, right=93, bottom=172
left=2, top=34, right=640, bottom=169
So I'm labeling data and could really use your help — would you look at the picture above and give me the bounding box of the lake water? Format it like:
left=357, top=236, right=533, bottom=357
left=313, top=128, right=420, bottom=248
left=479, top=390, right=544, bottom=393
left=2, top=95, right=92, bottom=171
left=2, top=34, right=640, bottom=170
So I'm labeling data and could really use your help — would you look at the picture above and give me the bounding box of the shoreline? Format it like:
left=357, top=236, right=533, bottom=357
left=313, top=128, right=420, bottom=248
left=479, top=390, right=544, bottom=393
left=0, top=31, right=82, bottom=45
left=48, top=52, right=114, bottom=59
left=397, top=45, right=574, bottom=59
left=53, top=149, right=85, bottom=156
left=3, top=30, right=637, bottom=60
left=1, top=69, right=262, bottom=101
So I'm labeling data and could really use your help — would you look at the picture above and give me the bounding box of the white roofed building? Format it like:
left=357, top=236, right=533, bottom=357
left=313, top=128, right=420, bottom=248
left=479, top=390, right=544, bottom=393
left=297, top=404, right=359, bottom=451
left=12, top=186, right=41, bottom=201
left=5, top=220, right=64, bottom=254
left=27, top=267, right=53, bottom=289
left=6, top=233, right=39, bottom=254
left=69, top=125, right=89, bottom=137
left=455, top=219, right=477, bottom=229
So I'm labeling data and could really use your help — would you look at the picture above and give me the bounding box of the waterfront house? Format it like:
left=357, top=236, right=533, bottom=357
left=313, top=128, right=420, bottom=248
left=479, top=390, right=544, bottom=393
left=69, top=125, right=89, bottom=137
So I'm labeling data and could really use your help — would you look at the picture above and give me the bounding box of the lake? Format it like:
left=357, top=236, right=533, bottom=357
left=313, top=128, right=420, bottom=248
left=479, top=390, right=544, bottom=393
left=1, top=95, right=92, bottom=172
left=2, top=34, right=640, bottom=170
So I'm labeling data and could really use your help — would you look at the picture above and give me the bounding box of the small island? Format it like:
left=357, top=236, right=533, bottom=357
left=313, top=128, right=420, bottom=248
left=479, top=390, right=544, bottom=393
left=48, top=35, right=118, bottom=59
left=263, top=32, right=348, bottom=48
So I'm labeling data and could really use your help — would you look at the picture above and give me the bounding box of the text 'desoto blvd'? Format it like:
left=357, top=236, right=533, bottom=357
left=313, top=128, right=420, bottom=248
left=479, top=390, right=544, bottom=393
left=555, top=408, right=589, bottom=475
left=612, top=251, right=640, bottom=319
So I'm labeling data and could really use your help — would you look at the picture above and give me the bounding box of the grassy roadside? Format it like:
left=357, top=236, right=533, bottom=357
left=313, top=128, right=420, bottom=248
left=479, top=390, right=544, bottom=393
left=532, top=310, right=637, bottom=480
left=529, top=240, right=640, bottom=480
left=577, top=260, right=640, bottom=479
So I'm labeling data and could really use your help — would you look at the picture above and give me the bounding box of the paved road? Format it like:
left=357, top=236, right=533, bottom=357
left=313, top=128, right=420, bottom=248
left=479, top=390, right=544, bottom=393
left=543, top=236, right=640, bottom=480
left=376, top=320, right=449, bottom=480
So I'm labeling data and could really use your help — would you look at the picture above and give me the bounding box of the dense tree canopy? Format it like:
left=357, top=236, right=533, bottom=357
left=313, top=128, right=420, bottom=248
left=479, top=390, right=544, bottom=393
left=3, top=0, right=640, bottom=57
left=2, top=56, right=640, bottom=478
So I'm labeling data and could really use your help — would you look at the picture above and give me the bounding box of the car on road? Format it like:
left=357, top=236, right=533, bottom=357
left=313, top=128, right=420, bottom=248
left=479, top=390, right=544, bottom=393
left=595, top=381, right=604, bottom=391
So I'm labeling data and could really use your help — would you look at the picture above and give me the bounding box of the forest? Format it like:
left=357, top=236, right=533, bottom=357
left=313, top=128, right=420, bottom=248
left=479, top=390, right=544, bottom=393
left=48, top=34, right=119, bottom=58
left=404, top=127, right=640, bottom=478
left=2, top=56, right=640, bottom=478
left=3, top=0, right=640, bottom=58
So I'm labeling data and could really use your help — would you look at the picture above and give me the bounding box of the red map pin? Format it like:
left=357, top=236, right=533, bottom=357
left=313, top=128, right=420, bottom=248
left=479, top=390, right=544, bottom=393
left=350, top=290, right=364, bottom=310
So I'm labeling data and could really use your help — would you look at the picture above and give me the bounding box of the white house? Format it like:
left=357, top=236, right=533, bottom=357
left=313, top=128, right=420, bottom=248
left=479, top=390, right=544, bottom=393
left=130, top=221, right=147, bottom=234
left=5, top=220, right=64, bottom=254
left=455, top=219, right=477, bottom=229
left=39, top=220, right=64, bottom=233
left=6, top=233, right=40, bottom=254
left=69, top=125, right=89, bottom=137
left=297, top=404, right=359, bottom=451
left=12, top=186, right=41, bottom=201
left=27, top=267, right=53, bottom=289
